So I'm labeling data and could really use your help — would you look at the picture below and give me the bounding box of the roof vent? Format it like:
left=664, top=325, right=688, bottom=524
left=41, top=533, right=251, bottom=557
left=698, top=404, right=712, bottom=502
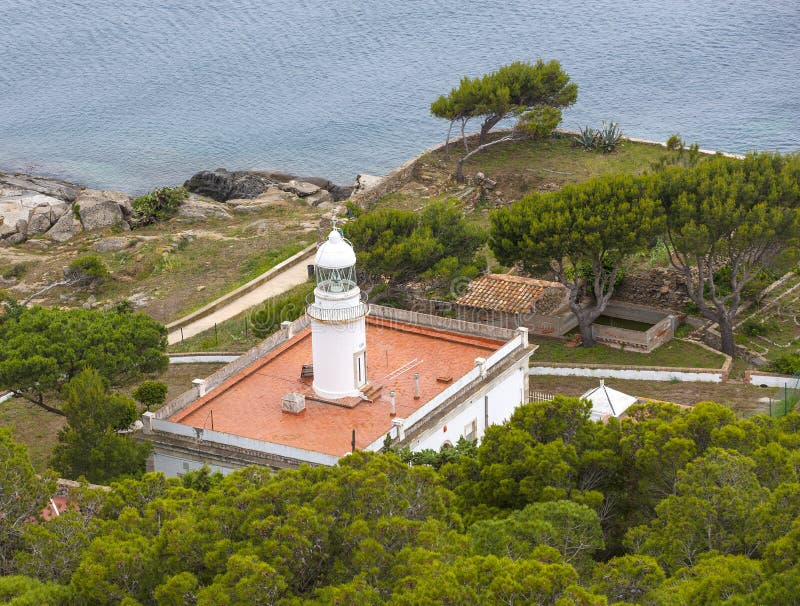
left=282, top=393, right=306, bottom=414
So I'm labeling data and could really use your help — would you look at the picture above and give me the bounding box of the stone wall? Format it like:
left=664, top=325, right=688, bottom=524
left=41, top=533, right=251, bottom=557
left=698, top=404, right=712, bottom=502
left=612, top=267, right=693, bottom=310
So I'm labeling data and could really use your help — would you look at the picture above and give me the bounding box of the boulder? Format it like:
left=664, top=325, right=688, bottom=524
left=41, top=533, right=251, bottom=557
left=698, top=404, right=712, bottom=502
left=14, top=219, right=28, bottom=236
left=45, top=212, right=83, bottom=242
left=183, top=169, right=277, bottom=202
left=5, top=233, right=26, bottom=245
left=279, top=180, right=320, bottom=198
left=176, top=199, right=233, bottom=221
left=0, top=173, right=80, bottom=202
left=354, top=174, right=382, bottom=193
left=92, top=237, right=135, bottom=253
left=76, top=189, right=129, bottom=230
left=304, top=189, right=334, bottom=207
left=27, top=206, right=56, bottom=234
left=226, top=186, right=296, bottom=213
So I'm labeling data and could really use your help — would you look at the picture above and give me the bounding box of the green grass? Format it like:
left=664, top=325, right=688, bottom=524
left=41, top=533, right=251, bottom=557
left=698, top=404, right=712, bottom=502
left=734, top=273, right=800, bottom=362
left=531, top=337, right=726, bottom=368
left=585, top=315, right=653, bottom=331
left=238, top=241, right=308, bottom=285
left=169, top=281, right=314, bottom=353
left=0, top=397, right=66, bottom=472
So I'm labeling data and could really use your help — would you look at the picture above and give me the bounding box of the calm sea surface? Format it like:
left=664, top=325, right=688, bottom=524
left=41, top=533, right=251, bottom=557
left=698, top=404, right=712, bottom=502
left=1, top=0, right=798, bottom=193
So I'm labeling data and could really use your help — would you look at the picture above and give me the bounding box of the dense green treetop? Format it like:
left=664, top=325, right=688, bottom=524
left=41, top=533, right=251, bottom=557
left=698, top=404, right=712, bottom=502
left=0, top=304, right=167, bottom=414
left=2, top=394, right=800, bottom=604
left=490, top=173, right=664, bottom=346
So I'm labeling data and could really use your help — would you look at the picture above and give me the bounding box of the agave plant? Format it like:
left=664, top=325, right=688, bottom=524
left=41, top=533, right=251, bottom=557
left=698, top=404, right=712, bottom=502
left=597, top=120, right=623, bottom=153
left=574, top=126, right=598, bottom=150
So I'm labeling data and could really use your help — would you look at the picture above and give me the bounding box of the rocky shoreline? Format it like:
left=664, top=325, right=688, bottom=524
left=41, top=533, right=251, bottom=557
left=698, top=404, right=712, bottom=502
left=0, top=169, right=377, bottom=246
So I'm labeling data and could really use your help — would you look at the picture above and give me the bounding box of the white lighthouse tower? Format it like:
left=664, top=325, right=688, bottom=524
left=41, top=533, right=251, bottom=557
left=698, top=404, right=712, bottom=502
left=306, top=228, right=369, bottom=399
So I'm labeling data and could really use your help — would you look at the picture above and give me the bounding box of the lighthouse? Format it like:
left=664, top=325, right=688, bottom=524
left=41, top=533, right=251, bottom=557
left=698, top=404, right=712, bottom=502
left=306, top=228, right=369, bottom=399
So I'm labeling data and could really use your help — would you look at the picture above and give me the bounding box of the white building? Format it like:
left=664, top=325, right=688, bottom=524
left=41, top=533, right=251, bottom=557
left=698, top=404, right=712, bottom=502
left=142, top=229, right=535, bottom=476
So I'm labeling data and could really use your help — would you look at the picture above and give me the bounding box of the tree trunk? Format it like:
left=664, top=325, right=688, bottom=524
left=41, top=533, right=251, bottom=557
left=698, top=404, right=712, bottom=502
left=456, top=134, right=516, bottom=183
left=14, top=392, right=66, bottom=417
left=717, top=316, right=736, bottom=356
left=444, top=120, right=454, bottom=159
left=479, top=115, right=504, bottom=145
left=575, top=312, right=596, bottom=348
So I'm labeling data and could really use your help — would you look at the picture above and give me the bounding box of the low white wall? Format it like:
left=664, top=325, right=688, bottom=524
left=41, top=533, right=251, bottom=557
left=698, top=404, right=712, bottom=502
left=529, top=366, right=723, bottom=383
left=0, top=391, right=13, bottom=404
left=748, top=372, right=799, bottom=388
left=169, top=355, right=240, bottom=364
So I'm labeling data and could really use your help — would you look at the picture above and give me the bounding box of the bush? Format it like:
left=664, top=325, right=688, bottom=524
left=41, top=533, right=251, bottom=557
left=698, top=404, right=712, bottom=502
left=518, top=105, right=562, bottom=139
left=742, top=317, right=778, bottom=337
left=249, top=283, right=314, bottom=338
left=66, top=255, right=110, bottom=287
left=666, top=133, right=684, bottom=151
left=132, top=381, right=168, bottom=411
left=770, top=353, right=800, bottom=375
left=131, top=186, right=188, bottom=227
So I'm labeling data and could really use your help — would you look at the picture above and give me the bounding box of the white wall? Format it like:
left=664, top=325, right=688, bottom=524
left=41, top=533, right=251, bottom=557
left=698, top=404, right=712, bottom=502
left=529, top=366, right=723, bottom=383
left=748, top=373, right=799, bottom=388
left=153, top=452, right=238, bottom=478
left=410, top=364, right=528, bottom=451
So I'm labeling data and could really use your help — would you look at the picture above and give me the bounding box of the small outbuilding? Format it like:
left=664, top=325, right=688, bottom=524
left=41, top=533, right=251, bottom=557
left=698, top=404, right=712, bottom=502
left=581, top=380, right=638, bottom=421
left=454, top=273, right=573, bottom=335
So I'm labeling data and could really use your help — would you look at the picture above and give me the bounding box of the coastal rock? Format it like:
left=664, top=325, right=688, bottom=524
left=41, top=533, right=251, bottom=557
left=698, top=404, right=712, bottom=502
left=27, top=206, right=57, bottom=234
left=354, top=174, right=382, bottom=193
left=226, top=186, right=296, bottom=213
left=176, top=199, right=233, bottom=221
left=76, top=189, right=129, bottom=230
left=0, top=173, right=81, bottom=202
left=92, top=237, right=136, bottom=253
left=184, top=169, right=277, bottom=202
left=279, top=180, right=320, bottom=198
left=304, top=189, right=334, bottom=207
left=45, top=212, right=84, bottom=242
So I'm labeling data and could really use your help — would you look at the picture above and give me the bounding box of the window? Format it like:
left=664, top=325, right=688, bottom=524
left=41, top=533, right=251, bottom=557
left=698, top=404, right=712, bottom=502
left=464, top=419, right=477, bottom=442
left=354, top=350, right=366, bottom=387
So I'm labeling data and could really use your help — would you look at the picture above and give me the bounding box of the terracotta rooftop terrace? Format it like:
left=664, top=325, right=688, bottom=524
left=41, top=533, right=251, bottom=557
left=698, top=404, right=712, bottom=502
left=170, top=317, right=503, bottom=456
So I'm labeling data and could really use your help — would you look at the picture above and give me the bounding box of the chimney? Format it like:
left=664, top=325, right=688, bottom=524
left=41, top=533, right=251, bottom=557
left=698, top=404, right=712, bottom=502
left=281, top=320, right=293, bottom=339
left=142, top=411, right=155, bottom=434
left=192, top=378, right=207, bottom=397
left=281, top=392, right=306, bottom=414
left=517, top=326, right=529, bottom=347
left=392, top=418, right=405, bottom=442
left=389, top=390, right=396, bottom=416
left=475, top=357, right=487, bottom=378
left=413, top=372, right=421, bottom=399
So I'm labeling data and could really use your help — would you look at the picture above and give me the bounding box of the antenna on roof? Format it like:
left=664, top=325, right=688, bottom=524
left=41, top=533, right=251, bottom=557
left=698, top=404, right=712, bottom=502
left=351, top=429, right=356, bottom=452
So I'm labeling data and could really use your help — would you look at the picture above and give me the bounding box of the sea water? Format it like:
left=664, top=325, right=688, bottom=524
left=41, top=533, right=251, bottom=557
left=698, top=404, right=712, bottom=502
left=1, top=0, right=798, bottom=193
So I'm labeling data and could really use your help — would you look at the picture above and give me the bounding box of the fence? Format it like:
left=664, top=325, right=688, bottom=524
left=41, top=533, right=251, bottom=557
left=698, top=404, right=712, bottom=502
left=530, top=391, right=554, bottom=403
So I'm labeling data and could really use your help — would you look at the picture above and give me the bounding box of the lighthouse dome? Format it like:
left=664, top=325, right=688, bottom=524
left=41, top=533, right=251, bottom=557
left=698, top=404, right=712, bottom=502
left=315, top=229, right=356, bottom=269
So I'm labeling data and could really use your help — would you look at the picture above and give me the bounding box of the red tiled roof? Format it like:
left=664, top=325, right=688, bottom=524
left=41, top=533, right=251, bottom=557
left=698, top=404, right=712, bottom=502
left=456, top=273, right=564, bottom=314
left=171, top=317, right=502, bottom=456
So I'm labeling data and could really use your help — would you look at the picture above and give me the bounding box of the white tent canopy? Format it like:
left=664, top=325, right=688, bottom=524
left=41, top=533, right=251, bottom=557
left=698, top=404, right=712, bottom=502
left=581, top=380, right=638, bottom=421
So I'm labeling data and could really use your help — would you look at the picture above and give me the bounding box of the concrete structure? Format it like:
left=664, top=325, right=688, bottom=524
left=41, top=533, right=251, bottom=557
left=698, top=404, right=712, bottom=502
left=581, top=380, right=638, bottom=421
left=144, top=230, right=535, bottom=477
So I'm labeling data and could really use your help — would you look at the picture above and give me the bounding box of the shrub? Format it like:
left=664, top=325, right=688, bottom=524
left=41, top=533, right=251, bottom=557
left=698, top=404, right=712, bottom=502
left=518, top=105, right=562, bottom=139
left=132, top=381, right=168, bottom=411
left=770, top=353, right=800, bottom=375
left=597, top=120, right=623, bottom=152
left=66, top=255, right=110, bottom=287
left=574, top=126, right=598, bottom=150
left=131, top=186, right=188, bottom=227
left=249, top=283, right=314, bottom=338
left=741, top=317, right=778, bottom=337
left=666, top=133, right=684, bottom=151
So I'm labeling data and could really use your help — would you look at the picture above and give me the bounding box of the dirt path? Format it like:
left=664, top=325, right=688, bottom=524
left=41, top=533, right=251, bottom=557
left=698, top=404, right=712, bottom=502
left=167, top=261, right=310, bottom=345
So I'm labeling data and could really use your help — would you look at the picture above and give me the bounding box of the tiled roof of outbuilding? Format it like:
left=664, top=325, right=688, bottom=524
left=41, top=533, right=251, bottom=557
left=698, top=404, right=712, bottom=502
left=455, top=273, right=564, bottom=314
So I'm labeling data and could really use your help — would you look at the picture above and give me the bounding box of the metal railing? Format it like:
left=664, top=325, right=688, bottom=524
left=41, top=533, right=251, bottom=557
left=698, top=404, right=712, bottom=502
left=305, top=291, right=369, bottom=323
